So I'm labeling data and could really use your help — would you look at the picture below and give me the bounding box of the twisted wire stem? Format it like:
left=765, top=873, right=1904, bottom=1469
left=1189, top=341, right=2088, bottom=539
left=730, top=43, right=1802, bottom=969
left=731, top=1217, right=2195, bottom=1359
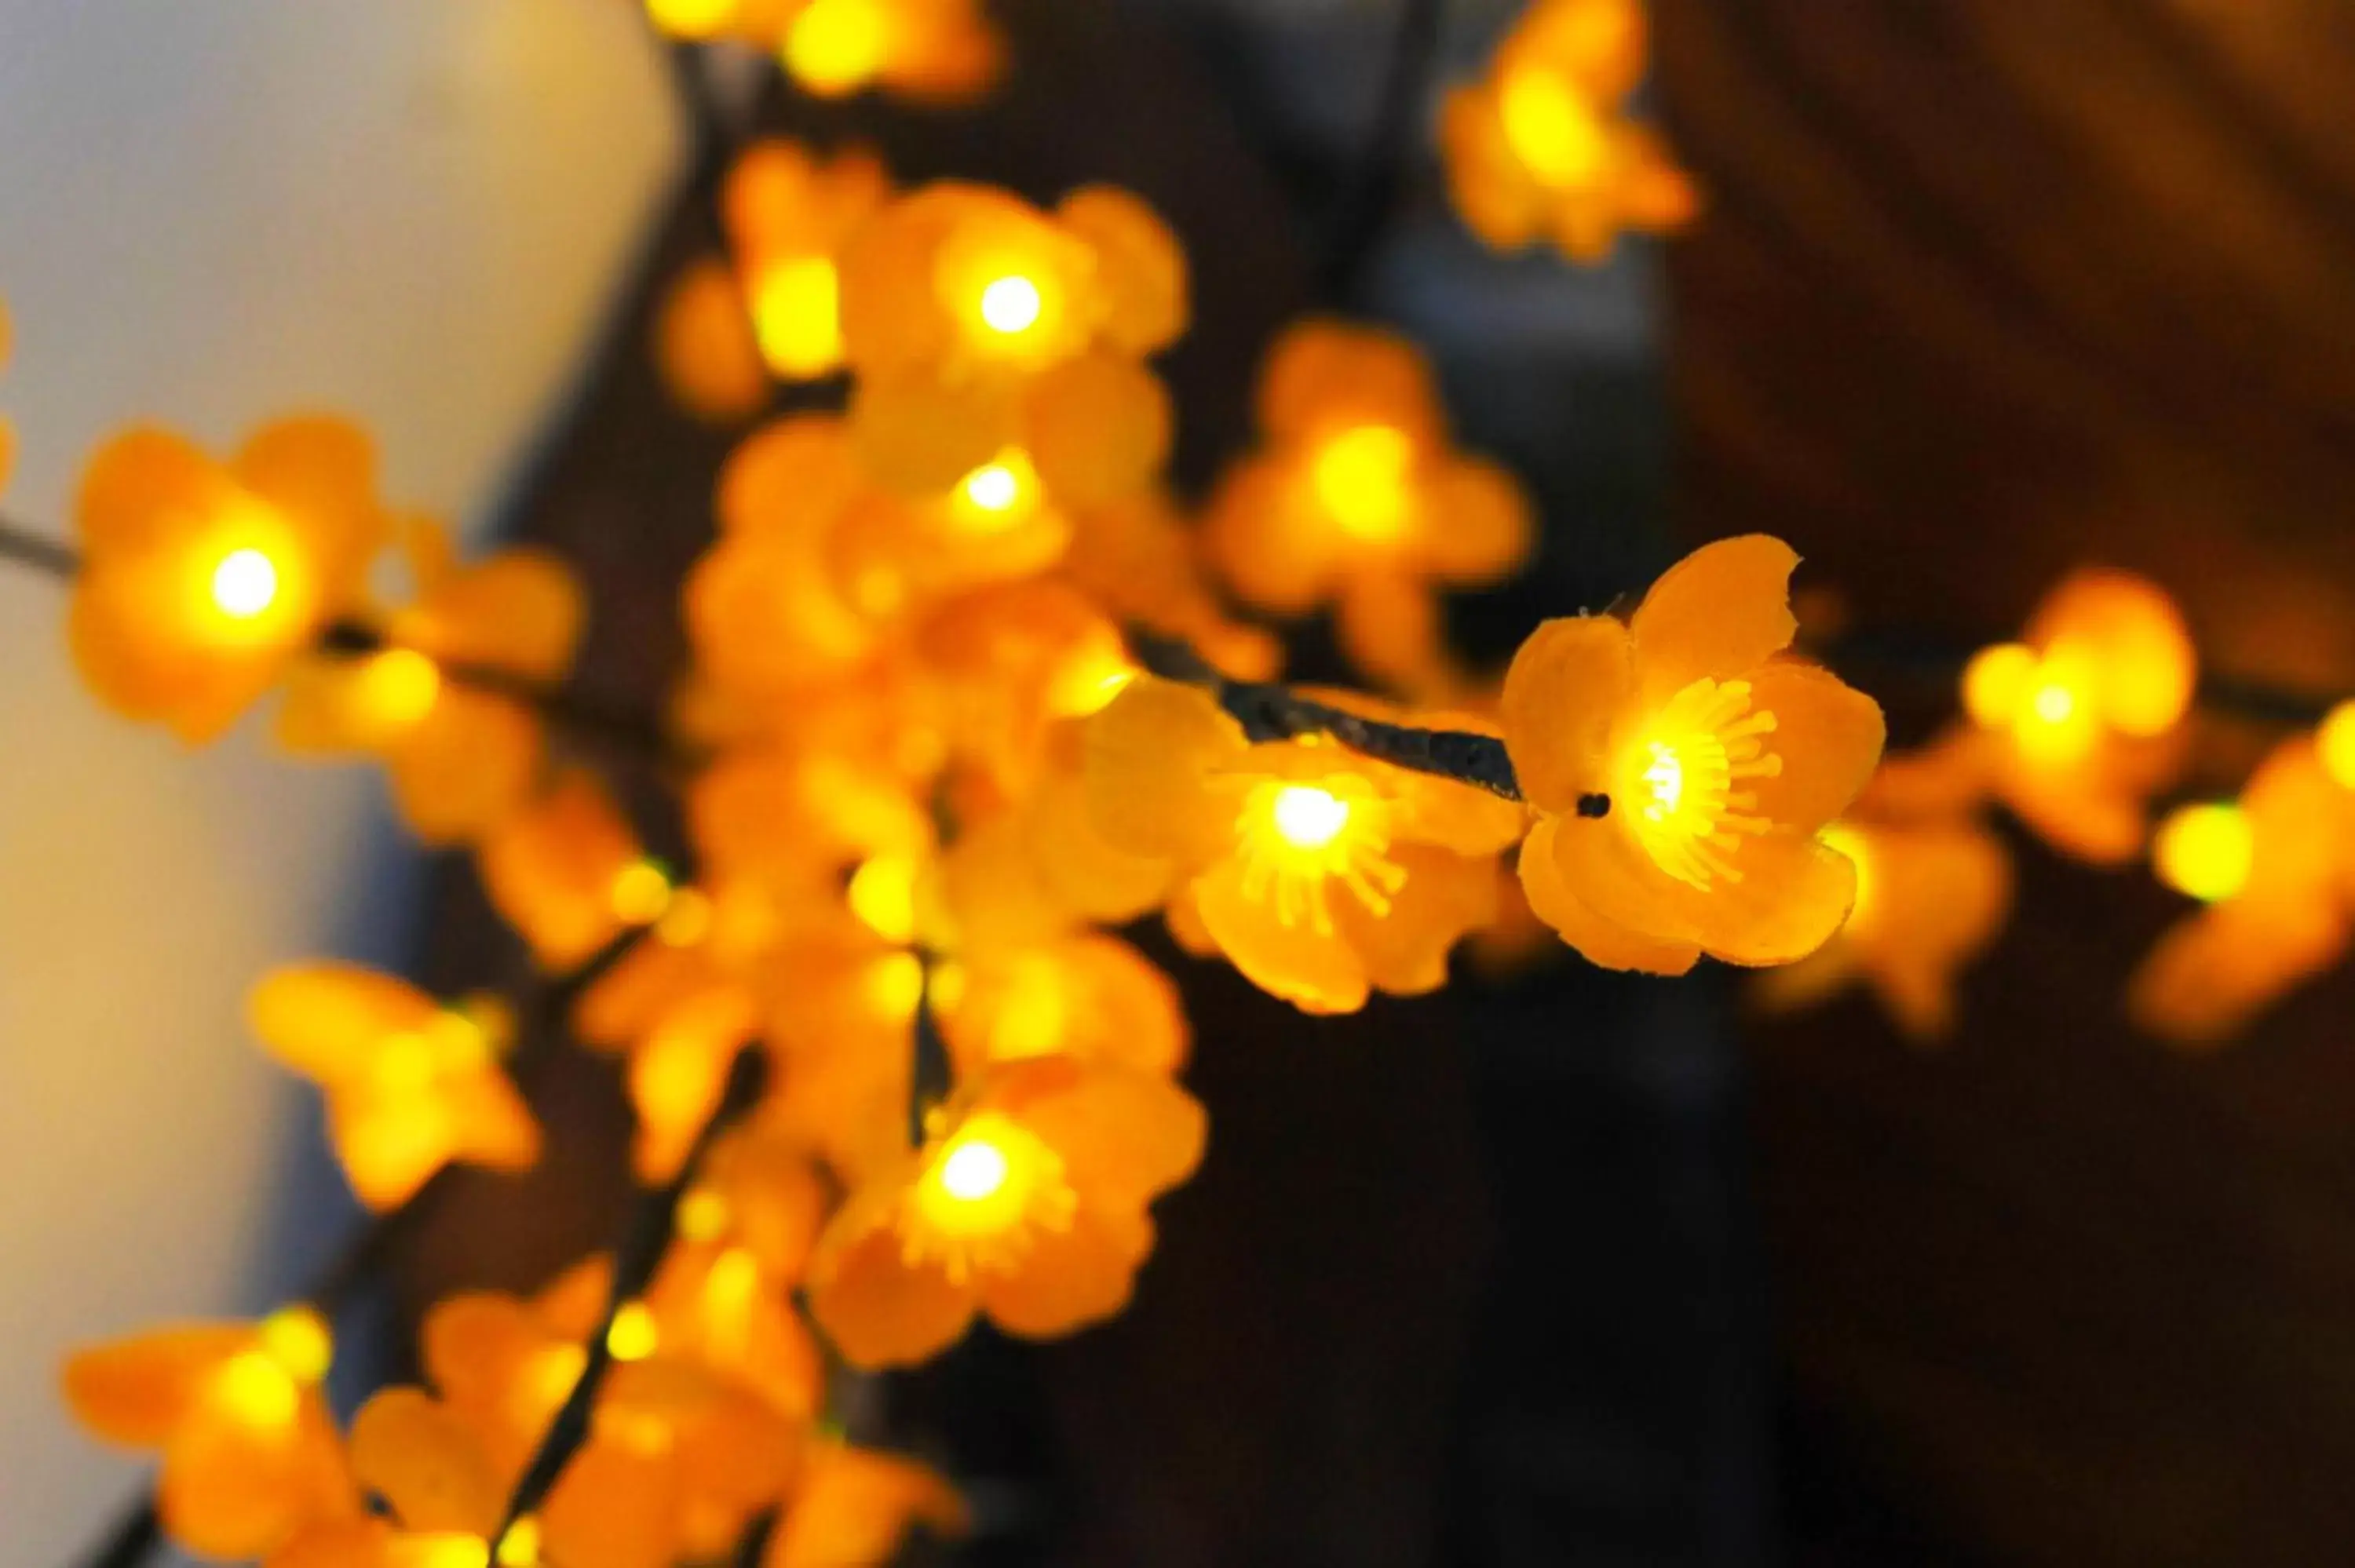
left=1127, top=629, right=1524, bottom=800
left=492, top=1045, right=770, bottom=1543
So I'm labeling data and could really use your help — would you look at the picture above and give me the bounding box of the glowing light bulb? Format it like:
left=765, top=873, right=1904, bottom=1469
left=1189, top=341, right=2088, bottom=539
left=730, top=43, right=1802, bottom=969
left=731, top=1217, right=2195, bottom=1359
left=259, top=1306, right=334, bottom=1383
left=1310, top=425, right=1416, bottom=542
left=359, top=647, right=441, bottom=730
left=2320, top=701, right=2355, bottom=791
left=2030, top=682, right=2076, bottom=725
left=783, top=0, right=889, bottom=96
left=494, top=1516, right=542, bottom=1568
left=938, top=1138, right=1010, bottom=1203
left=655, top=887, right=714, bottom=949
left=749, top=257, right=842, bottom=378
left=676, top=1186, right=730, bottom=1242
left=1641, top=741, right=1686, bottom=814
left=605, top=1301, right=659, bottom=1362
left=867, top=952, right=926, bottom=1018
left=847, top=855, right=919, bottom=943
left=610, top=859, right=675, bottom=924
left=2154, top=803, right=2253, bottom=904
left=369, top=1032, right=440, bottom=1097
left=524, top=1345, right=587, bottom=1413
left=979, top=275, right=1044, bottom=335
left=211, top=1351, right=298, bottom=1428
left=1271, top=785, right=1351, bottom=849
left=1046, top=647, right=1134, bottom=717
left=645, top=0, right=736, bottom=38
left=416, top=1537, right=492, bottom=1568
left=209, top=548, right=279, bottom=619
left=962, top=461, right=1022, bottom=514
left=1499, top=67, right=1611, bottom=188
left=1961, top=643, right=2036, bottom=727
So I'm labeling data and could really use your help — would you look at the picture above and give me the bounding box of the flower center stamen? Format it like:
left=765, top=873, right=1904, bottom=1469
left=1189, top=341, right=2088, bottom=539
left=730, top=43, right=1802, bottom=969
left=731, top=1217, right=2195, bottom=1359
left=1232, top=775, right=1408, bottom=933
left=1623, top=676, right=1783, bottom=889
left=900, top=1112, right=1077, bottom=1285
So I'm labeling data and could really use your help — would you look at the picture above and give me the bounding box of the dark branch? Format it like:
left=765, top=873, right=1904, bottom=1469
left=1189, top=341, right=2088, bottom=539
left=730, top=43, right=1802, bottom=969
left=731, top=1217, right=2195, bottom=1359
left=1128, top=629, right=1524, bottom=801
left=493, top=1045, right=771, bottom=1541
left=321, top=619, right=690, bottom=772
left=1320, top=0, right=1451, bottom=297
left=909, top=951, right=954, bottom=1147
left=0, top=515, right=79, bottom=578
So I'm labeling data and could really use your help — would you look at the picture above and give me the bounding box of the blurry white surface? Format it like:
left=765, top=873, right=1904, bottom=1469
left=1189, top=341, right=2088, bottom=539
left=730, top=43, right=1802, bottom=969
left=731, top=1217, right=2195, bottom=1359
left=0, top=3, right=674, bottom=1561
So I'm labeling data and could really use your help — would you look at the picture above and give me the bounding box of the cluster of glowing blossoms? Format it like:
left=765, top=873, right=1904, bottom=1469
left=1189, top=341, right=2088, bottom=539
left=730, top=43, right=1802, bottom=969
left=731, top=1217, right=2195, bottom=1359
left=64, top=1308, right=351, bottom=1560
left=1203, top=320, right=1532, bottom=696
left=645, top=0, right=1001, bottom=103
left=69, top=419, right=392, bottom=743
left=65, top=415, right=593, bottom=857
left=2132, top=727, right=2355, bottom=1043
left=1440, top=0, right=1699, bottom=263
left=656, top=141, right=891, bottom=419
left=1881, top=569, right=2197, bottom=866
left=247, top=967, right=539, bottom=1211
left=1753, top=811, right=2012, bottom=1041
left=836, top=182, right=1185, bottom=509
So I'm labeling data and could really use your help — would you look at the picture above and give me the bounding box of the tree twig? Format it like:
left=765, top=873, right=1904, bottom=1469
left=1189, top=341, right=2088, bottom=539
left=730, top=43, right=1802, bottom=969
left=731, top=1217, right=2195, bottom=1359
left=1320, top=0, right=1452, bottom=298
left=1129, top=629, right=1524, bottom=800
left=491, top=1045, right=771, bottom=1541
left=0, top=514, right=79, bottom=578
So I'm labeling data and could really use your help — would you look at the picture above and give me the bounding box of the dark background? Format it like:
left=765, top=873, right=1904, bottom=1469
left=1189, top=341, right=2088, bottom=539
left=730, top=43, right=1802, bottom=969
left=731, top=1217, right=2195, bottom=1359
left=392, top=2, right=2355, bottom=1563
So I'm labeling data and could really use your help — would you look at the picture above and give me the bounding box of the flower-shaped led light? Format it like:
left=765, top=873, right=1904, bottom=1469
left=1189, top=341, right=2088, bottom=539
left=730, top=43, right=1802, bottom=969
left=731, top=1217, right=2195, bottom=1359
left=837, top=183, right=1185, bottom=502
left=477, top=772, right=663, bottom=970
left=70, top=418, right=389, bottom=742
left=1500, top=535, right=1886, bottom=973
left=2130, top=738, right=2355, bottom=1045
left=1203, top=320, right=1531, bottom=695
left=805, top=1056, right=1203, bottom=1366
left=276, top=523, right=584, bottom=845
left=248, top=965, right=540, bottom=1209
left=1753, top=813, right=2013, bottom=1039
left=1084, top=677, right=1526, bottom=1013
left=723, top=140, right=892, bottom=381
left=64, top=1309, right=356, bottom=1559
left=1879, top=567, right=2196, bottom=865
left=1439, top=0, right=1698, bottom=263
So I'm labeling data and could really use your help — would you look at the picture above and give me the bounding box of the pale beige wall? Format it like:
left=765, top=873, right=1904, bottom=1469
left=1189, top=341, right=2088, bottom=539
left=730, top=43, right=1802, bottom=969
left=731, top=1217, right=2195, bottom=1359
left=0, top=5, right=677, bottom=1560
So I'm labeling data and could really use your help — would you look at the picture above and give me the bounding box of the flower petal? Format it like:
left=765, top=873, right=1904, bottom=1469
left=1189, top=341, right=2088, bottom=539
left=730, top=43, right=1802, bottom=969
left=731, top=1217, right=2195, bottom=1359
left=1745, top=658, right=1886, bottom=833
left=806, top=1191, right=976, bottom=1369
left=1420, top=456, right=1532, bottom=584
left=60, top=1325, right=250, bottom=1446
left=1331, top=844, right=1497, bottom=996
left=977, top=1204, right=1151, bottom=1339
left=1518, top=817, right=1699, bottom=975
left=1499, top=616, right=1635, bottom=814
left=248, top=965, right=436, bottom=1085
left=995, top=1059, right=1207, bottom=1209
left=1681, top=831, right=1859, bottom=967
left=159, top=1389, right=352, bottom=1559
left=541, top=1440, right=683, bottom=1568
left=348, top=1388, right=503, bottom=1536
left=1081, top=677, right=1247, bottom=864
left=232, top=415, right=387, bottom=582
left=768, top=1444, right=968, bottom=1568
left=1627, top=534, right=1799, bottom=690
left=75, top=427, right=234, bottom=552
left=1192, top=856, right=1372, bottom=1015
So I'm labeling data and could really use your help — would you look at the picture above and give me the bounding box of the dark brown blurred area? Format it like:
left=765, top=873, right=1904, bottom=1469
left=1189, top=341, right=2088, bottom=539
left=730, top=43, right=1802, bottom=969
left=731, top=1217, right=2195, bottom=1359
left=1653, top=1, right=2355, bottom=1563
left=377, top=2, right=2355, bottom=1566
